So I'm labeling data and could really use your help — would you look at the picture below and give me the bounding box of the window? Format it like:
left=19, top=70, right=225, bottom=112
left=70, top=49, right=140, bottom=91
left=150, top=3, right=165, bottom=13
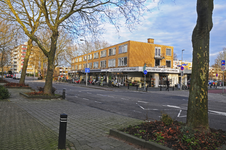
left=109, top=47, right=116, bottom=56
left=100, top=60, right=106, bottom=68
left=22, top=46, right=27, bottom=48
left=75, top=65, right=78, bottom=70
left=83, top=64, right=87, bottom=69
left=119, top=44, right=128, bottom=54
left=166, top=48, right=171, bottom=56
left=108, top=59, right=116, bottom=67
left=76, top=58, right=78, bottom=62
left=94, top=52, right=99, bottom=59
left=88, top=63, right=92, bottom=69
left=93, top=62, right=99, bottom=68
left=83, top=56, right=87, bottom=61
left=118, top=57, right=127, bottom=66
left=155, top=47, right=161, bottom=56
left=88, top=54, right=92, bottom=60
left=166, top=60, right=171, bottom=67
left=155, top=59, right=160, bottom=66
left=79, top=57, right=82, bottom=62
left=100, top=50, right=106, bottom=57
left=78, top=64, right=81, bottom=69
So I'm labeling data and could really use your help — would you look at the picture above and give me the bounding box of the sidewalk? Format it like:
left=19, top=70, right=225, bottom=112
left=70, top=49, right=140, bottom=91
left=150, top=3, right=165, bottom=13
left=1, top=88, right=143, bottom=150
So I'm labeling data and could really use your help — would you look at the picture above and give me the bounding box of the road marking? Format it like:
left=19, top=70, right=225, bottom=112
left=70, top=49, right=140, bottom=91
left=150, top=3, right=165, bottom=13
left=95, top=101, right=102, bottom=103
left=209, top=110, right=226, bottom=117
left=121, top=98, right=129, bottom=100
left=83, top=98, right=89, bottom=100
left=138, top=101, right=148, bottom=104
left=136, top=103, right=158, bottom=111
left=87, top=92, right=92, bottom=94
left=108, top=95, right=114, bottom=98
left=163, top=105, right=181, bottom=109
left=177, top=110, right=186, bottom=118
left=74, top=96, right=78, bottom=98
left=97, top=94, right=106, bottom=96
left=133, top=110, right=142, bottom=113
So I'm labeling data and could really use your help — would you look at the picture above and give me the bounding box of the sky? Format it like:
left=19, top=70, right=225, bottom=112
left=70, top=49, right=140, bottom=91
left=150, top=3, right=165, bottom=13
left=97, top=0, right=226, bottom=66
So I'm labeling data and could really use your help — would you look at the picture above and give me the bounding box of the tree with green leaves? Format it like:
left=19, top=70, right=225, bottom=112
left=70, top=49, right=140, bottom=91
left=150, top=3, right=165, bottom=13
left=186, top=0, right=213, bottom=133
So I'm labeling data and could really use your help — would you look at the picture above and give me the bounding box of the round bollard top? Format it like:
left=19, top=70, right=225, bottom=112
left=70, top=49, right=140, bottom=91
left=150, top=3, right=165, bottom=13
left=60, top=113, right=68, bottom=118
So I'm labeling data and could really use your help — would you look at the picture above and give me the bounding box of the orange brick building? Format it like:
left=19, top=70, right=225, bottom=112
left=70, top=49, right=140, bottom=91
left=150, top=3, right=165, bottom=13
left=71, top=39, right=179, bottom=87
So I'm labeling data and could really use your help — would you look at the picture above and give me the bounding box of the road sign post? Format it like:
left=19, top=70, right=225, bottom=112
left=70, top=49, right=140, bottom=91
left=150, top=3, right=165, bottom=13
left=143, top=70, right=147, bottom=91
left=180, top=66, right=184, bottom=90
left=221, top=60, right=225, bottom=94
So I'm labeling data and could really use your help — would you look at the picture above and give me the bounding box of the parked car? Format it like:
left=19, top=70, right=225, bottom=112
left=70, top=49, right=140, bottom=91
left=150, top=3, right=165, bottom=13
left=15, top=73, right=21, bottom=80
left=208, top=80, right=214, bottom=86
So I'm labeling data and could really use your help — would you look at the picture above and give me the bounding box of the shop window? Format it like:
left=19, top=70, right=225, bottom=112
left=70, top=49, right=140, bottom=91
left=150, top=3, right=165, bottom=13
left=94, top=52, right=99, bottom=59
left=166, top=48, right=171, bottom=56
left=118, top=57, right=127, bottom=66
left=100, top=50, right=106, bottom=57
left=166, top=60, right=171, bottom=67
left=109, top=47, right=116, bottom=56
left=88, top=63, right=92, bottom=69
left=119, top=44, right=128, bottom=54
left=155, top=59, right=160, bottom=66
left=100, top=60, right=106, bottom=68
left=108, top=59, right=115, bottom=67
left=155, top=47, right=161, bottom=56
left=93, top=62, right=99, bottom=68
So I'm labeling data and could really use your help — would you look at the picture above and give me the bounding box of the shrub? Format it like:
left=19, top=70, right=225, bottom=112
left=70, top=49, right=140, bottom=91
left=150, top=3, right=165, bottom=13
left=0, top=85, right=10, bottom=99
left=4, top=82, right=29, bottom=87
left=160, top=113, right=173, bottom=126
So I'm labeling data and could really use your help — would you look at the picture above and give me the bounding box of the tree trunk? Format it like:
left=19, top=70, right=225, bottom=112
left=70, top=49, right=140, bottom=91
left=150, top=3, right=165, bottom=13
left=19, top=39, right=33, bottom=84
left=1, top=51, right=4, bottom=80
left=186, top=0, right=213, bottom=132
left=43, top=32, right=58, bottom=95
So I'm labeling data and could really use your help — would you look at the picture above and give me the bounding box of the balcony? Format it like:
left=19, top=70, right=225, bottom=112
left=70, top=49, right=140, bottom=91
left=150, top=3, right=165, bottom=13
left=154, top=55, right=165, bottom=60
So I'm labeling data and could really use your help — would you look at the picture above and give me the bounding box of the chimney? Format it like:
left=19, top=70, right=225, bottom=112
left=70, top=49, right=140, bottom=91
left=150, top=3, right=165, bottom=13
left=147, top=38, right=154, bottom=44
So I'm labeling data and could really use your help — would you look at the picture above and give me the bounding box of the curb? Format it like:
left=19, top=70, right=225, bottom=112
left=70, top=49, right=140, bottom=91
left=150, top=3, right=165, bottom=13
left=19, top=92, right=63, bottom=99
left=109, top=129, right=173, bottom=150
left=4, top=86, right=32, bottom=89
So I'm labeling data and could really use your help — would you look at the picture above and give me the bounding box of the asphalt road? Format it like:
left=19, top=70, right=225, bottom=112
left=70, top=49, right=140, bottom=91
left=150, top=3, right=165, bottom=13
left=5, top=78, right=226, bottom=131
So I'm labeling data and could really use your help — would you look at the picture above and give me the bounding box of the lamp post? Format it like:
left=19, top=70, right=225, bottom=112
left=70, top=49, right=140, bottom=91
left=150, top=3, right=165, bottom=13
left=180, top=49, right=185, bottom=90
left=80, top=39, right=88, bottom=86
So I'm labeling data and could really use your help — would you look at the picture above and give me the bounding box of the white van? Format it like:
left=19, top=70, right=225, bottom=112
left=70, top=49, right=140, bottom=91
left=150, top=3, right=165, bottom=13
left=16, top=73, right=21, bottom=80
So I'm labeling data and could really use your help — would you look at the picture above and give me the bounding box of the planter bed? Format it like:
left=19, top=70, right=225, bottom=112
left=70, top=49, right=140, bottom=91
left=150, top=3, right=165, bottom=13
left=4, top=86, right=32, bottom=89
left=20, top=92, right=62, bottom=99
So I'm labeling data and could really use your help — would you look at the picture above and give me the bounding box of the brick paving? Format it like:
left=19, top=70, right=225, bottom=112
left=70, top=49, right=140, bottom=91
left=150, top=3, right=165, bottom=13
left=1, top=88, right=143, bottom=150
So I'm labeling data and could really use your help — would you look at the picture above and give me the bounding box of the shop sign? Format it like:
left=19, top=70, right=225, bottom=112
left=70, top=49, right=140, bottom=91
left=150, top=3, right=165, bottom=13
left=146, top=67, right=179, bottom=73
left=109, top=67, right=139, bottom=72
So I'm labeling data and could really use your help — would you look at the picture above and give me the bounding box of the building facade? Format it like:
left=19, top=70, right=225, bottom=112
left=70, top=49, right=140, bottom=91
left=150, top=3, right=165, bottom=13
left=71, top=39, right=180, bottom=87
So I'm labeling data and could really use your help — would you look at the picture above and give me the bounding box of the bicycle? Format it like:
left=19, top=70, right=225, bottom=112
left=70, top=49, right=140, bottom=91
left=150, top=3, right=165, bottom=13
left=182, top=84, right=188, bottom=90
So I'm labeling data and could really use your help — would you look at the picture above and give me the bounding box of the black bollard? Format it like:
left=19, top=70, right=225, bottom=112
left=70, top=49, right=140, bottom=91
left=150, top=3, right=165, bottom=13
left=146, top=86, right=148, bottom=92
left=128, top=84, right=129, bottom=89
left=173, top=86, right=174, bottom=91
left=160, top=86, right=162, bottom=91
left=58, top=114, right=68, bottom=149
left=62, top=88, right=65, bottom=99
left=118, top=84, right=119, bottom=88
left=136, top=85, right=138, bottom=91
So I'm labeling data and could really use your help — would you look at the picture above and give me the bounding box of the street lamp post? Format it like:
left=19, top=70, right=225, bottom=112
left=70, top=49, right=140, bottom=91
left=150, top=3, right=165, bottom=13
left=80, top=39, right=88, bottom=86
left=180, top=49, right=185, bottom=90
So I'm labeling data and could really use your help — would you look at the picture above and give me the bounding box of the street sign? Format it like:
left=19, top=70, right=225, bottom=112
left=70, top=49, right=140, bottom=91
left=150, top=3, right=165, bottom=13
left=85, top=68, right=90, bottom=73
left=221, top=60, right=225, bottom=66
left=216, top=73, right=218, bottom=77
left=182, top=64, right=187, bottom=66
left=144, top=70, right=147, bottom=75
left=221, top=66, right=226, bottom=71
left=180, top=66, right=184, bottom=71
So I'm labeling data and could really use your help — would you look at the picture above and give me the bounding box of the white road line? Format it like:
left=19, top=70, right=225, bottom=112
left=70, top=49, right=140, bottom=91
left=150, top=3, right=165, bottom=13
left=108, top=96, right=114, bottom=98
left=138, top=101, right=148, bottom=104
left=163, top=105, right=181, bottom=109
left=177, top=110, right=182, bottom=117
left=209, top=110, right=226, bottom=116
left=136, top=103, right=158, bottom=111
left=95, top=101, right=102, bottom=103
left=121, top=98, right=129, bottom=100
left=133, top=110, right=142, bottom=113
left=87, top=92, right=92, bottom=94
left=74, top=96, right=78, bottom=98
left=83, top=98, right=89, bottom=100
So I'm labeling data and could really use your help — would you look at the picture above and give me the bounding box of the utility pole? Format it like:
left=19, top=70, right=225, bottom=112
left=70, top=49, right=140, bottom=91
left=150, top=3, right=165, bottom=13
left=180, top=49, right=185, bottom=90
left=80, top=39, right=88, bottom=86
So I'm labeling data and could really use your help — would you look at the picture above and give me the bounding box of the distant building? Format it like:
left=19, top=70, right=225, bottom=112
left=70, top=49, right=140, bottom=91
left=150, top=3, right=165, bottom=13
left=55, top=66, right=71, bottom=77
left=71, top=38, right=181, bottom=87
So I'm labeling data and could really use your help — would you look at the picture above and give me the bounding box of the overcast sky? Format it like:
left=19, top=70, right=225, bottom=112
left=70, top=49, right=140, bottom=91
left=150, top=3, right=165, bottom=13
left=97, top=0, right=226, bottom=66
